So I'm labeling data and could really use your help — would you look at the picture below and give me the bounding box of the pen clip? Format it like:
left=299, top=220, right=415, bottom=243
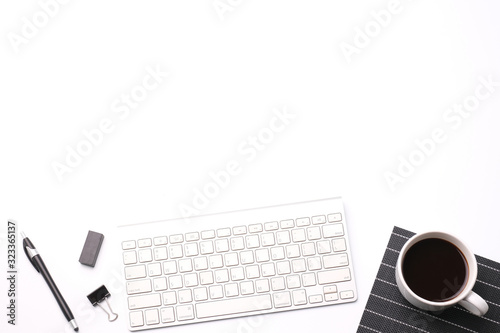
left=23, top=237, right=40, bottom=273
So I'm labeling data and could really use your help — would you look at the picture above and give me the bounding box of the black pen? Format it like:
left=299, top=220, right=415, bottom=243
left=21, top=232, right=79, bottom=332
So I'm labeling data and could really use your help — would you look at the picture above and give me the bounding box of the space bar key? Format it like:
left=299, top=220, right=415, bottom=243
left=196, top=295, right=272, bottom=319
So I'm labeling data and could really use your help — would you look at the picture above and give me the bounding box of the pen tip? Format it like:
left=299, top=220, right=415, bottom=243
left=74, top=328, right=79, bottom=332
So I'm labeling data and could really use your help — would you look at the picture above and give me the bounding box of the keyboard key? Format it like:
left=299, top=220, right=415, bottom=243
left=200, top=241, right=214, bottom=255
left=301, top=242, right=316, bottom=256
left=232, top=226, right=247, bottom=235
left=217, top=228, right=231, bottom=237
left=261, top=233, right=276, bottom=246
left=317, top=268, right=351, bottom=284
left=292, top=289, right=307, bottom=305
left=184, top=273, right=198, bottom=287
left=292, top=259, right=306, bottom=273
left=261, top=263, right=276, bottom=277
left=153, top=236, right=168, bottom=246
left=271, top=277, right=286, bottom=291
left=240, top=281, right=255, bottom=295
left=169, top=245, right=183, bottom=259
left=249, top=224, right=263, bottom=233
left=276, top=261, right=291, bottom=275
left=127, top=279, right=152, bottom=295
left=240, top=250, right=255, bottom=264
left=323, top=224, right=344, bottom=238
left=230, top=267, right=245, bottom=281
left=230, top=237, right=245, bottom=251
left=123, top=251, right=137, bottom=265
left=160, top=307, right=175, bottom=323
left=145, top=309, right=160, bottom=325
left=327, top=213, right=342, bottom=222
left=307, top=227, right=321, bottom=240
left=286, top=275, right=301, bottom=289
left=296, top=217, right=310, bottom=227
left=128, top=293, right=161, bottom=310
left=255, top=279, right=270, bottom=293
left=280, top=219, right=294, bottom=229
left=264, top=221, right=279, bottom=231
left=209, top=254, right=223, bottom=268
left=178, top=259, right=193, bottom=273
left=185, top=232, right=200, bottom=242
left=340, top=290, right=354, bottom=299
left=209, top=285, right=223, bottom=299
left=194, top=287, right=208, bottom=301
left=273, top=291, right=292, bottom=308
left=276, top=231, right=291, bottom=244
left=255, top=248, right=270, bottom=262
left=178, top=290, right=192, bottom=303
left=312, top=215, right=326, bottom=225
left=291, top=229, right=306, bottom=242
left=162, top=291, right=177, bottom=305
left=316, top=240, right=331, bottom=254
left=323, top=253, right=349, bottom=268
left=201, top=230, right=216, bottom=239
left=215, top=239, right=229, bottom=252
left=225, top=283, right=239, bottom=297
left=169, top=275, right=183, bottom=289
left=176, top=304, right=194, bottom=321
left=122, top=240, right=136, bottom=250
left=153, top=247, right=168, bottom=261
left=309, top=295, right=322, bottom=304
left=169, top=234, right=184, bottom=244
left=129, top=311, right=144, bottom=327
left=286, top=244, right=301, bottom=258
left=138, top=249, right=153, bottom=262
left=147, top=262, right=162, bottom=276
left=193, top=257, right=208, bottom=270
left=325, top=293, right=339, bottom=302
left=246, top=265, right=260, bottom=279
left=323, top=285, right=338, bottom=294
left=125, top=265, right=147, bottom=280
left=332, top=238, right=347, bottom=252
left=153, top=277, right=167, bottom=291
left=307, top=257, right=322, bottom=271
left=184, top=243, right=199, bottom=257
left=138, top=238, right=152, bottom=248
left=200, top=271, right=214, bottom=285
left=302, top=273, right=316, bottom=287
left=270, top=247, right=285, bottom=260
left=246, top=235, right=260, bottom=248
left=196, top=295, right=272, bottom=319
left=163, top=261, right=177, bottom=275
left=215, top=269, right=229, bottom=283
left=225, top=253, right=239, bottom=266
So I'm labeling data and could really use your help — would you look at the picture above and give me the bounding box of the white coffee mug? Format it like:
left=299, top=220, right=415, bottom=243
left=395, top=231, right=489, bottom=316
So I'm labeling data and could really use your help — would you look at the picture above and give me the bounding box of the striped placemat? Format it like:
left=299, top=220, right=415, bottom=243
left=357, top=226, right=500, bottom=333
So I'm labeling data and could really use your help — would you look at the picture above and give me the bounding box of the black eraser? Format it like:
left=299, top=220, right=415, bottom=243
left=79, top=230, right=104, bottom=267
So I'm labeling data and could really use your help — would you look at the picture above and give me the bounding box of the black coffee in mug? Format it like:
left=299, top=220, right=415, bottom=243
left=402, top=238, right=468, bottom=302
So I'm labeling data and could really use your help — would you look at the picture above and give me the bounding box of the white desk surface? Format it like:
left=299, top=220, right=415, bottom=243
left=1, top=1, right=499, bottom=332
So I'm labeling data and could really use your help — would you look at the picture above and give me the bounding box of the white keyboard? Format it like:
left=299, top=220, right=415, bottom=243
left=119, top=197, right=357, bottom=331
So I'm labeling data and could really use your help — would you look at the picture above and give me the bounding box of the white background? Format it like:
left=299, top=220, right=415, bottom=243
left=1, top=1, right=499, bottom=332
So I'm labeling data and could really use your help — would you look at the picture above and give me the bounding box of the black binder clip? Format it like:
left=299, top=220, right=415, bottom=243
left=87, top=285, right=118, bottom=322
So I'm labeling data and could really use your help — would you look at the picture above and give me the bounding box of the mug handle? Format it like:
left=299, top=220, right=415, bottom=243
left=458, top=291, right=489, bottom=316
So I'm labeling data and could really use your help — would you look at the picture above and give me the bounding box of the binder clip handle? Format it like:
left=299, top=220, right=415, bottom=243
left=87, top=285, right=118, bottom=322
